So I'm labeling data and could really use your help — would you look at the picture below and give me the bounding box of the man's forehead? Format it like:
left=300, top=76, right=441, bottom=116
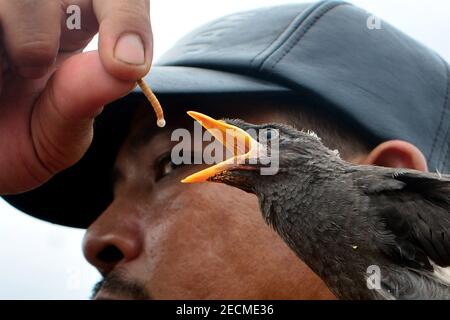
left=126, top=107, right=191, bottom=150
left=126, top=101, right=291, bottom=150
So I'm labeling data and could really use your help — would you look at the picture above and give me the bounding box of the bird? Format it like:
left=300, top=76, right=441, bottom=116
left=182, top=111, right=450, bottom=300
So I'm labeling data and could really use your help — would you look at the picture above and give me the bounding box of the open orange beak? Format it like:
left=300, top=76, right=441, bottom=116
left=181, top=111, right=260, bottom=183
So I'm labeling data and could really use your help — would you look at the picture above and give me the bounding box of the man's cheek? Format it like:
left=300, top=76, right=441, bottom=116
left=139, top=182, right=261, bottom=298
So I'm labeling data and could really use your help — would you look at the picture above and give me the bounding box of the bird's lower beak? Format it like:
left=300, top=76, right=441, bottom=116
left=181, top=111, right=259, bottom=183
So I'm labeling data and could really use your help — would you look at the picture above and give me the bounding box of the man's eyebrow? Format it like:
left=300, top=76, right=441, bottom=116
left=128, top=124, right=156, bottom=149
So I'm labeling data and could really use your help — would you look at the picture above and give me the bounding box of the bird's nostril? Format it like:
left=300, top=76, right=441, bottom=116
left=96, top=245, right=124, bottom=263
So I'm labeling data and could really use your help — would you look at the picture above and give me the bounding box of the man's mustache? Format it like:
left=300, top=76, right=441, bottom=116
left=91, top=269, right=150, bottom=300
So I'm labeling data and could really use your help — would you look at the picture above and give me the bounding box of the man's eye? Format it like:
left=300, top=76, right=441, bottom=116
left=155, top=153, right=182, bottom=181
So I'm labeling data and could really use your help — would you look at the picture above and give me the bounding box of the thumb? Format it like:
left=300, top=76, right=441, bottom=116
left=31, top=50, right=135, bottom=178
left=93, top=0, right=152, bottom=81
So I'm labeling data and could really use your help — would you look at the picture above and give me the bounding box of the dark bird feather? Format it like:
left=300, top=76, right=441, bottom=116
left=207, top=119, right=450, bottom=300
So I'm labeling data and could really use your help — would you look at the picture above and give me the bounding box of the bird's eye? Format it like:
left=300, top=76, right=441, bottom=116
left=260, top=128, right=279, bottom=142
left=155, top=152, right=183, bottom=181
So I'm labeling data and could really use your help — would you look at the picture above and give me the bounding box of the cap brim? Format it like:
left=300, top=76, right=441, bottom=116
left=2, top=66, right=292, bottom=229
left=136, top=65, right=289, bottom=95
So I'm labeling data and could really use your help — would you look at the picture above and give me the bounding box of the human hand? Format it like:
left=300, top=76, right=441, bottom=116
left=0, top=0, right=152, bottom=194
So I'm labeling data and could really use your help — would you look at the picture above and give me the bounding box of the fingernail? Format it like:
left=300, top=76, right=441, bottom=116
left=114, top=33, right=145, bottom=65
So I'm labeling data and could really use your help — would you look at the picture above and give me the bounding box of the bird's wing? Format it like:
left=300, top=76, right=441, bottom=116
left=356, top=169, right=450, bottom=270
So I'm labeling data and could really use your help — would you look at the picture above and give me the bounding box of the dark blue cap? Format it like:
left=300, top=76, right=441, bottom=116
left=4, top=1, right=450, bottom=228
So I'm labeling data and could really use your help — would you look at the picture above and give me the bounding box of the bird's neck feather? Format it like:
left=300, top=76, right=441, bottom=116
left=256, top=166, right=365, bottom=296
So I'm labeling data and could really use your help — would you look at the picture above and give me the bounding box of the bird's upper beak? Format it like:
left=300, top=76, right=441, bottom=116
left=181, top=111, right=260, bottom=183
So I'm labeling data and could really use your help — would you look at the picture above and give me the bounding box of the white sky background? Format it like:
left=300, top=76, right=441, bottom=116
left=0, top=0, right=449, bottom=299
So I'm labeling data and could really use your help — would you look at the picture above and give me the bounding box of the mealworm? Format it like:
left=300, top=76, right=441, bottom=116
left=137, top=78, right=166, bottom=128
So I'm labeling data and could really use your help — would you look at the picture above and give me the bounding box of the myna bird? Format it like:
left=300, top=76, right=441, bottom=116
left=182, top=111, right=450, bottom=300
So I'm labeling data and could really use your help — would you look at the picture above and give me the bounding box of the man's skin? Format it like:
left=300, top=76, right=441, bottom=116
left=83, top=104, right=428, bottom=299
left=0, top=0, right=336, bottom=300
left=0, top=1, right=430, bottom=299
left=83, top=104, right=335, bottom=299
left=0, top=0, right=152, bottom=194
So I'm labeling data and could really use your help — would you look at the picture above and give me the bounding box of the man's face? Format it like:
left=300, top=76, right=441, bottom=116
left=83, top=104, right=335, bottom=300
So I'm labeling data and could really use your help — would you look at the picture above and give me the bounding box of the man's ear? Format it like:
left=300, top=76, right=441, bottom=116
left=358, top=140, right=428, bottom=172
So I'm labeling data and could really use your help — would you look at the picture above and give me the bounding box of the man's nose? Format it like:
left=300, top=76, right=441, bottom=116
left=82, top=205, right=143, bottom=275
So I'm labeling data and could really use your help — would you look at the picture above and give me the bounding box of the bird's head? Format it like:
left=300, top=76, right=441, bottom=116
left=181, top=111, right=341, bottom=195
